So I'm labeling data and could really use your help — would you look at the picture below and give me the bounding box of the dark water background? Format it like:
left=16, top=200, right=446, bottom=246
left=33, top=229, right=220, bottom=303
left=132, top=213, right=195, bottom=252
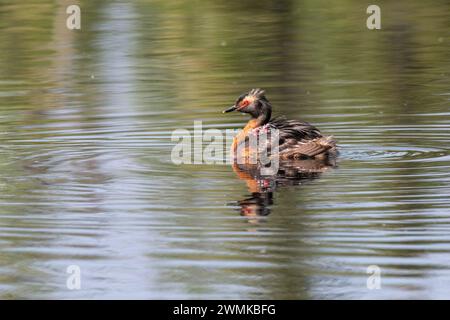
left=0, top=0, right=449, bottom=299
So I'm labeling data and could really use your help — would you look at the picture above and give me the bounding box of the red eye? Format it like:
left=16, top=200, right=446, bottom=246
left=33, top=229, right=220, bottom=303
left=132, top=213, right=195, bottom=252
left=240, top=100, right=249, bottom=107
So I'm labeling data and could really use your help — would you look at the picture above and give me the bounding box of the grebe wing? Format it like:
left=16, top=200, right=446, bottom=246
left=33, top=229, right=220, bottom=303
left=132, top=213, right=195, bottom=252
left=269, top=116, right=322, bottom=141
left=279, top=136, right=336, bottom=158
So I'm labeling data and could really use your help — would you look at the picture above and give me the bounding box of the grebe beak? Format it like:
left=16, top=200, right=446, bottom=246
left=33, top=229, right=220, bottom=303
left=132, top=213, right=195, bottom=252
left=222, top=105, right=237, bottom=113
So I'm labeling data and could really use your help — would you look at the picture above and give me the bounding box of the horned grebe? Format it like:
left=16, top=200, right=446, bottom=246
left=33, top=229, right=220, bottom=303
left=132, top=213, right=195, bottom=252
left=223, top=88, right=337, bottom=160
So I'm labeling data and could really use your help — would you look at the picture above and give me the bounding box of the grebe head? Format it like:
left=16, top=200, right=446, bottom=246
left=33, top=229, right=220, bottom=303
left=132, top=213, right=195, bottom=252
left=223, top=88, right=272, bottom=124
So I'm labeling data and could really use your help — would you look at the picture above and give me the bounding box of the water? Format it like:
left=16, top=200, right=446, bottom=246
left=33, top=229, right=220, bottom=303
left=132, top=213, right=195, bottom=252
left=0, top=0, right=449, bottom=299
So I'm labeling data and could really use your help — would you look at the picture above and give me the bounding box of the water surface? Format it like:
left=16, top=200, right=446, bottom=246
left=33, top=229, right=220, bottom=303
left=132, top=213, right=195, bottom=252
left=0, top=0, right=449, bottom=299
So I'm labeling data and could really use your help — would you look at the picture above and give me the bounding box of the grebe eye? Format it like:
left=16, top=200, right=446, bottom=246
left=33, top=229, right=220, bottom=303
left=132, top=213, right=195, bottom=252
left=240, top=99, right=249, bottom=107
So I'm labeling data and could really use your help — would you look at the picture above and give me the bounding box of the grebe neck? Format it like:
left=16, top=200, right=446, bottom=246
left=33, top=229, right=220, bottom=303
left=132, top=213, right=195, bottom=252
left=252, top=100, right=272, bottom=127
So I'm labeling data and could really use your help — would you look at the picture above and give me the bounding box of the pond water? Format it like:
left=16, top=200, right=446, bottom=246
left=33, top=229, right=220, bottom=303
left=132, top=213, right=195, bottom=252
left=0, top=0, right=449, bottom=299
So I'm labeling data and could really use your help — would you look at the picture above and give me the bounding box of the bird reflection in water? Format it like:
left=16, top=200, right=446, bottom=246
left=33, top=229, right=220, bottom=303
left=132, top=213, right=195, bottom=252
left=231, top=158, right=336, bottom=221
